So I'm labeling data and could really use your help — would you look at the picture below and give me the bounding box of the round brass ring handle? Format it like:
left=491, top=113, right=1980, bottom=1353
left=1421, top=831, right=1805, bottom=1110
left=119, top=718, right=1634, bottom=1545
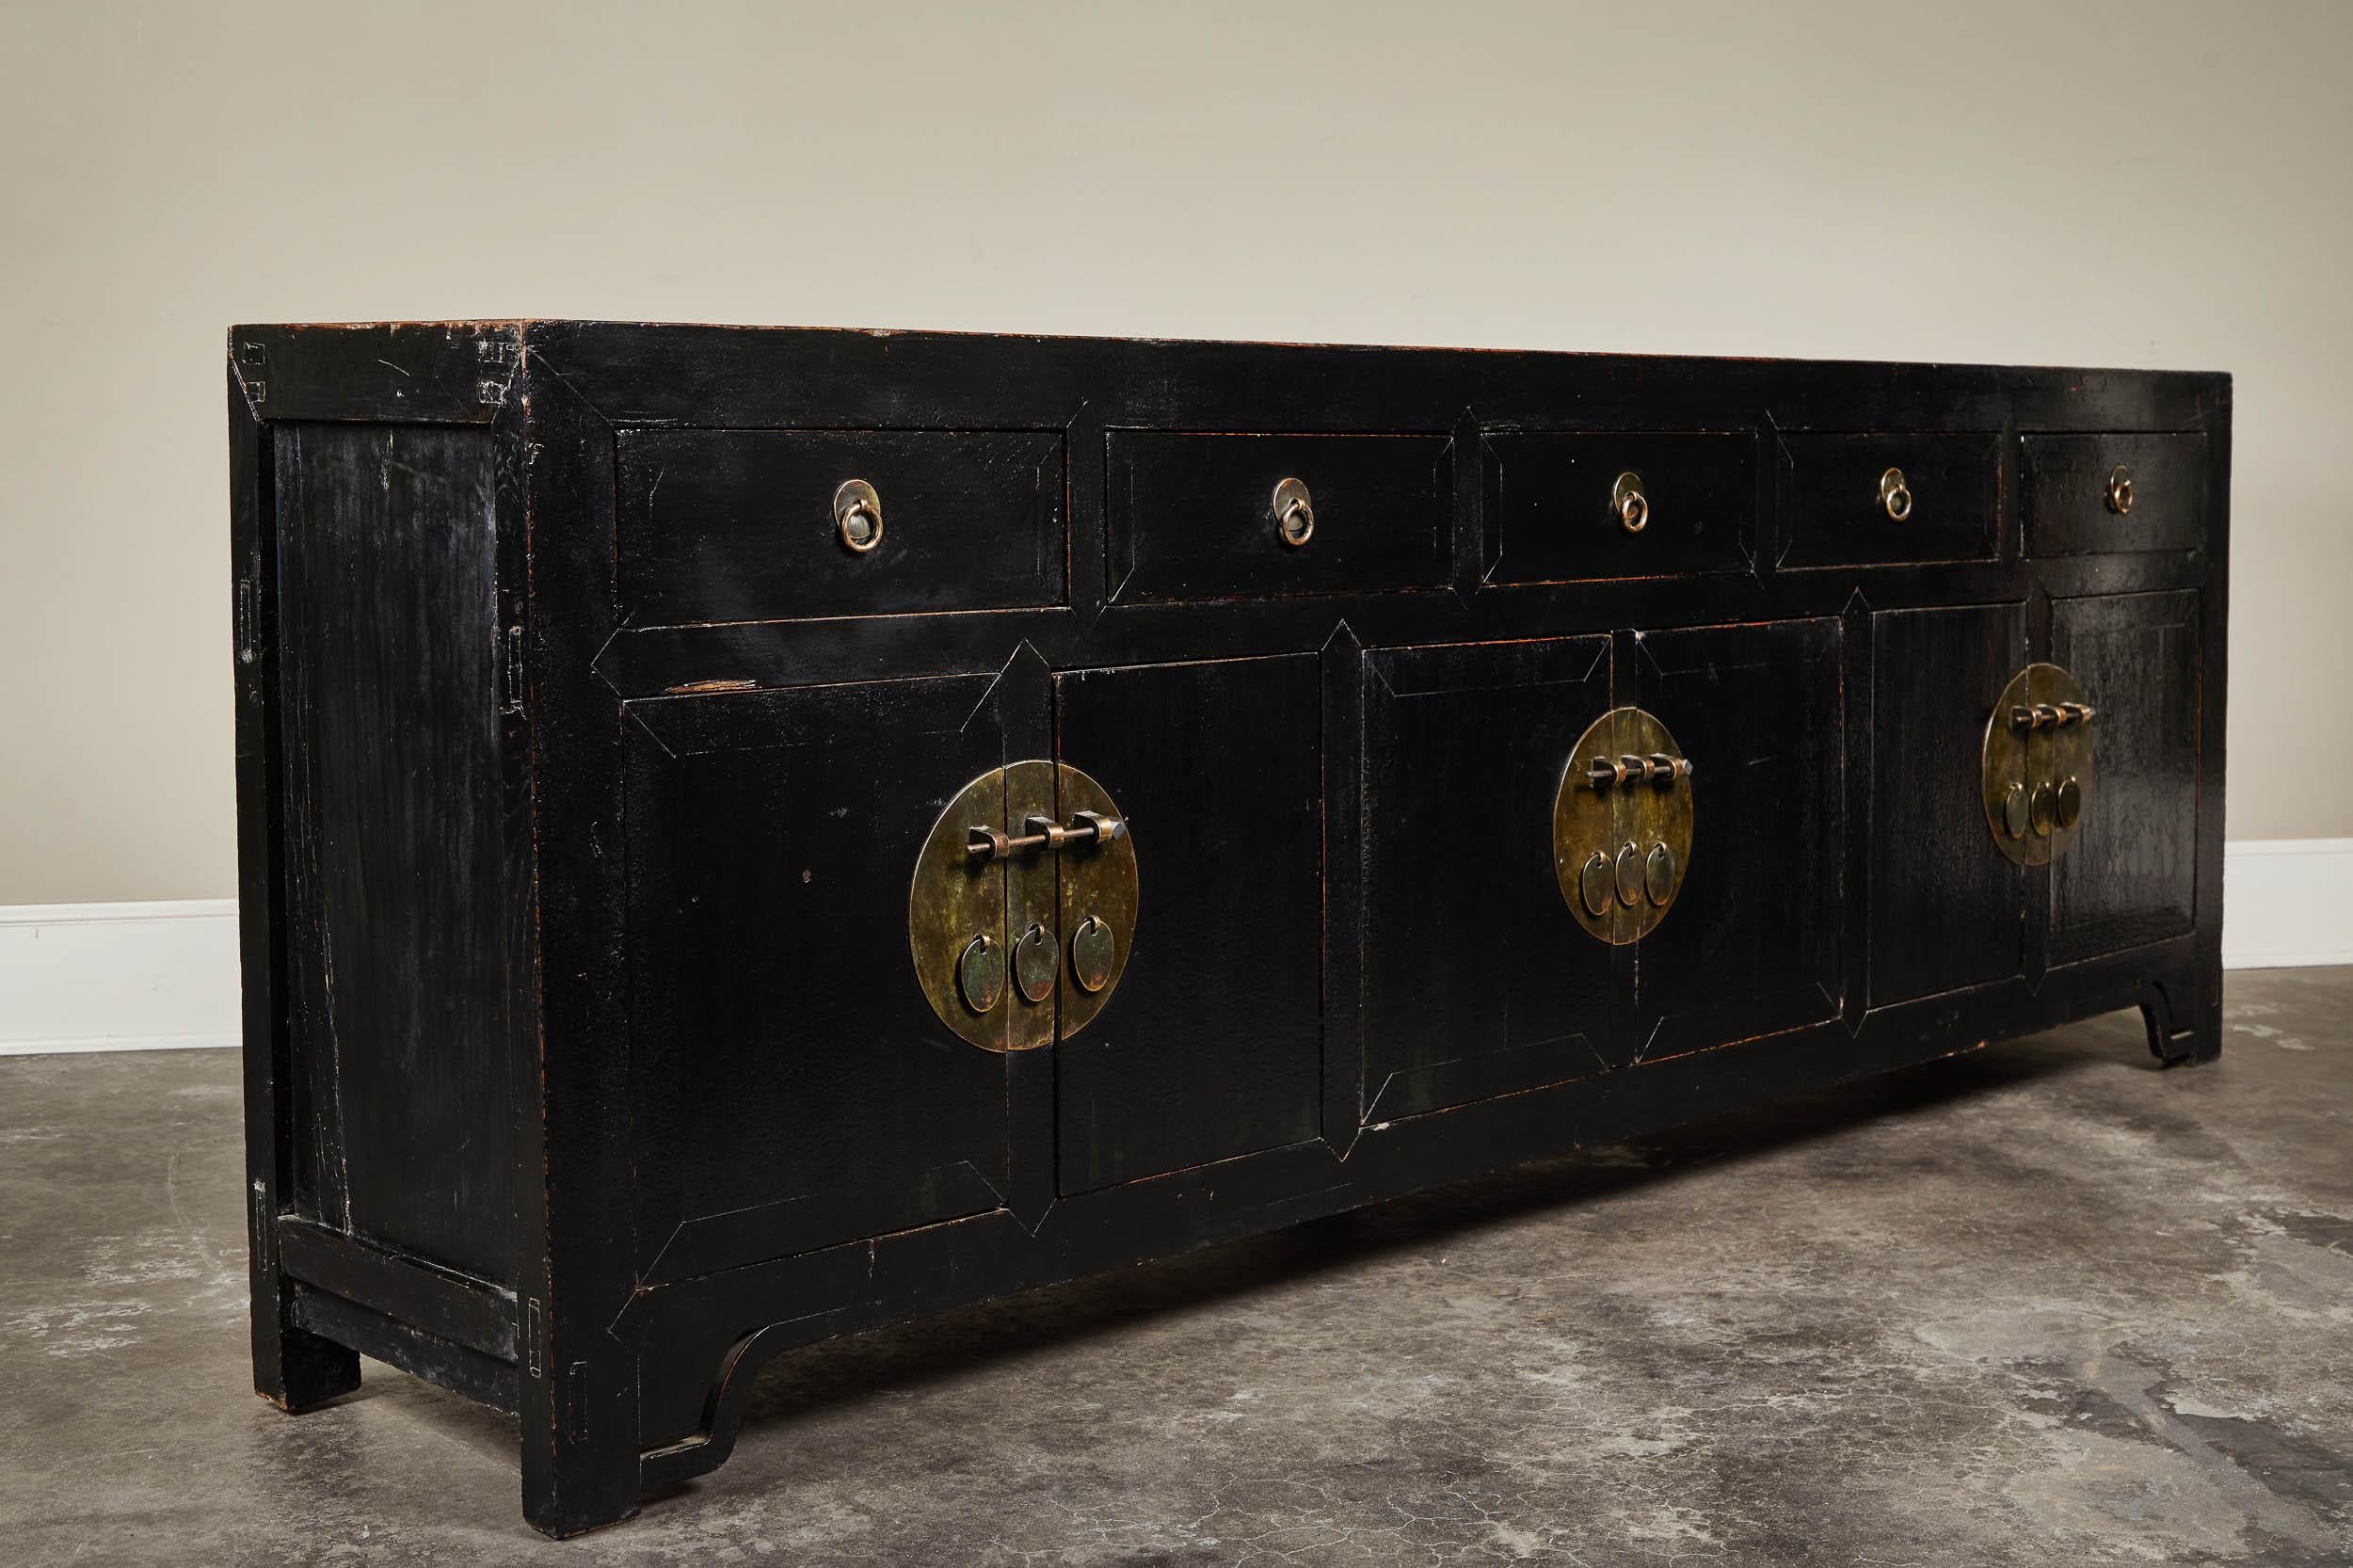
left=1880, top=467, right=1913, bottom=522
left=1069, top=915, right=1117, bottom=995
left=834, top=478, right=884, bottom=552
left=1273, top=477, right=1315, bottom=547
left=1643, top=841, right=1676, bottom=906
left=1578, top=852, right=1614, bottom=919
left=2106, top=465, right=2135, bottom=516
left=955, top=934, right=1004, bottom=1015
left=1612, top=841, right=1645, bottom=908
left=1012, top=922, right=1058, bottom=1004
left=1613, top=471, right=1649, bottom=534
left=2055, top=775, right=2084, bottom=830
left=2001, top=781, right=2030, bottom=839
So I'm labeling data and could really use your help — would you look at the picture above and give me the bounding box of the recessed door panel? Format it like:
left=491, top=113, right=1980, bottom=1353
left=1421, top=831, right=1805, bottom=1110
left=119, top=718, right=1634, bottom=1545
left=623, top=675, right=1025, bottom=1282
left=2049, top=591, right=2201, bottom=963
left=1053, top=656, right=1323, bottom=1192
left=1869, top=604, right=2028, bottom=1005
left=1629, top=619, right=1844, bottom=1060
left=1355, top=636, right=1616, bottom=1117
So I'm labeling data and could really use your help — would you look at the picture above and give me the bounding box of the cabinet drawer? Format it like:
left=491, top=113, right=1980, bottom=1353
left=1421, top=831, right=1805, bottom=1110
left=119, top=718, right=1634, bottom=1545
left=1106, top=432, right=1451, bottom=601
left=617, top=428, right=1066, bottom=625
left=2024, top=434, right=2207, bottom=555
left=1485, top=432, right=1754, bottom=582
left=1779, top=434, right=1999, bottom=568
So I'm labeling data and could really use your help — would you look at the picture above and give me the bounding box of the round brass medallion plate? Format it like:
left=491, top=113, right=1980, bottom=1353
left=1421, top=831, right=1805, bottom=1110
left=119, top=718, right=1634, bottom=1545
left=1553, top=706, right=1693, bottom=945
left=1980, top=663, right=2093, bottom=868
left=910, top=760, right=1138, bottom=1050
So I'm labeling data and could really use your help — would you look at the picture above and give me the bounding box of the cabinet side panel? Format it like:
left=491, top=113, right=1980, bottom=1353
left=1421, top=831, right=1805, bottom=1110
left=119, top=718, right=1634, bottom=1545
left=273, top=422, right=519, bottom=1287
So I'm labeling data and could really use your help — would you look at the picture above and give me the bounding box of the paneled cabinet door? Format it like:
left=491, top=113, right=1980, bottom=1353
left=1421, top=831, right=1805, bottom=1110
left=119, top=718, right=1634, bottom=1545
left=1867, top=603, right=2029, bottom=1007
left=620, top=674, right=1031, bottom=1285
left=1352, top=636, right=1617, bottom=1121
left=1625, top=619, right=1845, bottom=1060
left=2049, top=591, right=2202, bottom=965
left=1052, top=655, right=1324, bottom=1193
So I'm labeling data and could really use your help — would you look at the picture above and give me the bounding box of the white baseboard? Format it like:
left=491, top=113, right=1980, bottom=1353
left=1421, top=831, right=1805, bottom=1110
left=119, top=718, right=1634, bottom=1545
left=0, top=900, right=241, bottom=1056
left=1, top=843, right=2346, bottom=1055
left=2221, top=838, right=2353, bottom=971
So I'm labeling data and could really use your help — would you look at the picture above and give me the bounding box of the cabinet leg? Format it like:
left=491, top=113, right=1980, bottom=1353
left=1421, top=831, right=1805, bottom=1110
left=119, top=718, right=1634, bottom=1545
left=521, top=1354, right=644, bottom=1538
left=253, top=1292, right=360, bottom=1413
left=2142, top=975, right=2222, bottom=1066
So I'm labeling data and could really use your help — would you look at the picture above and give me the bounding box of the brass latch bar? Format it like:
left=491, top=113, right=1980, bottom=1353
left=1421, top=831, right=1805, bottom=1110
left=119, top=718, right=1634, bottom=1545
left=1586, top=753, right=1695, bottom=791
left=966, top=810, right=1128, bottom=864
left=2009, top=701, right=2095, bottom=730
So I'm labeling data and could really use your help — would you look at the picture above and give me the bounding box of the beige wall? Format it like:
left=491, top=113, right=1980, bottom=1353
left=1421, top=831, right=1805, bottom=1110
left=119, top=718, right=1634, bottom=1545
left=4, top=0, right=2348, bottom=904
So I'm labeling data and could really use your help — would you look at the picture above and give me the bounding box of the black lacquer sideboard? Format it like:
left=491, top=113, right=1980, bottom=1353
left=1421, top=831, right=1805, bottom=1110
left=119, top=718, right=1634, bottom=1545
left=227, top=322, right=2228, bottom=1535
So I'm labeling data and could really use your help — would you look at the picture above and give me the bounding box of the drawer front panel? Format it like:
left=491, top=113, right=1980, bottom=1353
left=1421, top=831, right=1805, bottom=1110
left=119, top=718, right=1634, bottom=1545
left=1107, top=432, right=1451, bottom=600
left=1781, top=434, right=1999, bottom=568
left=1053, top=655, right=1324, bottom=1192
left=2050, top=591, right=2201, bottom=963
left=617, top=428, right=1066, bottom=625
left=2025, top=434, right=2207, bottom=555
left=1355, top=636, right=1616, bottom=1118
left=1485, top=432, right=1755, bottom=582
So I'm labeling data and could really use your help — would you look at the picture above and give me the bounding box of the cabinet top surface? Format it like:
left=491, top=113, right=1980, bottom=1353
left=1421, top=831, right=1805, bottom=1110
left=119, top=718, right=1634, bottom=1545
left=227, top=319, right=2227, bottom=385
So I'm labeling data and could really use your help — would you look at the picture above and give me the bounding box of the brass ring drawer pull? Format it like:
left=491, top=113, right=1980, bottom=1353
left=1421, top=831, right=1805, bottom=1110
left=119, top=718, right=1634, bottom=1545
left=1879, top=466, right=1913, bottom=522
left=833, top=478, right=884, bottom=552
left=2106, top=464, right=2135, bottom=515
left=966, top=809, right=1128, bottom=863
left=1613, top=472, right=1649, bottom=534
left=1272, top=476, right=1315, bottom=547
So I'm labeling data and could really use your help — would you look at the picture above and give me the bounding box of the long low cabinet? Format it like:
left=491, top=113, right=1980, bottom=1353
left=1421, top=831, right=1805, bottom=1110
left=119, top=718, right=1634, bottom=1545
left=227, top=322, right=2228, bottom=1536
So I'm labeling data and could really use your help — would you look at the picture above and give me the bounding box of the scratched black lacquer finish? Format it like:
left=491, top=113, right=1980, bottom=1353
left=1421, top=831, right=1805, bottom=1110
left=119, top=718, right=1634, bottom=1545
left=228, top=322, right=2230, bottom=1536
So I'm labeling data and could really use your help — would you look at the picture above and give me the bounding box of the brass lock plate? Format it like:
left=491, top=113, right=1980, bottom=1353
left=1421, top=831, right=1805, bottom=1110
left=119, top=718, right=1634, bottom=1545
left=908, top=760, right=1138, bottom=1050
left=1553, top=706, right=1694, bottom=944
left=1981, top=663, right=2094, bottom=867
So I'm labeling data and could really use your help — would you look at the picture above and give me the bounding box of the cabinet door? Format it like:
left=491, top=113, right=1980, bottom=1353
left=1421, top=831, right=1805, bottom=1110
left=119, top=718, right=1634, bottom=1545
left=1629, top=619, right=1844, bottom=1060
left=622, top=674, right=1028, bottom=1283
left=1053, top=655, right=1323, bottom=1192
left=1352, top=637, right=1617, bottom=1118
left=1868, top=604, right=2028, bottom=1006
left=2049, top=591, right=2202, bottom=964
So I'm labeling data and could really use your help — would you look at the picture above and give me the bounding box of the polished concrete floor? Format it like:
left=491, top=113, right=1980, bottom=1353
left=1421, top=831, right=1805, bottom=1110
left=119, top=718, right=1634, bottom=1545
left=4, top=969, right=2349, bottom=1566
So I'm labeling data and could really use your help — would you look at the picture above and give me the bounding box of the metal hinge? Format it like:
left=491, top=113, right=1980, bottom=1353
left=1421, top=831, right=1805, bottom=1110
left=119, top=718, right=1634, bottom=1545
left=476, top=335, right=519, bottom=410
left=499, top=625, right=525, bottom=715
left=235, top=576, right=259, bottom=667
left=237, top=340, right=269, bottom=408
left=563, top=1360, right=589, bottom=1442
